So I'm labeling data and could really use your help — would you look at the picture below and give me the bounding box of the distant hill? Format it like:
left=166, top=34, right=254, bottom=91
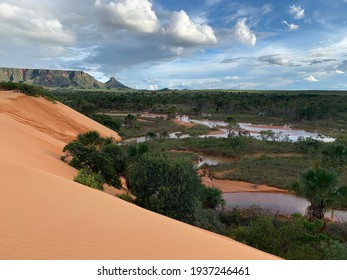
left=0, top=67, right=129, bottom=89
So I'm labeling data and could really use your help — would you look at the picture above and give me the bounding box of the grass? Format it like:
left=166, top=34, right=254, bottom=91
left=149, top=136, right=305, bottom=157
left=110, top=115, right=182, bottom=138
left=210, top=155, right=313, bottom=189
left=109, top=114, right=215, bottom=139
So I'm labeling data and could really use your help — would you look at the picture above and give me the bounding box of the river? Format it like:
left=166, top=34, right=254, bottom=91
left=177, top=115, right=335, bottom=142
left=223, top=192, right=347, bottom=221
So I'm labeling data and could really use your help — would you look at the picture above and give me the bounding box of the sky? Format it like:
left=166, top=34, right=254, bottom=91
left=0, top=0, right=347, bottom=90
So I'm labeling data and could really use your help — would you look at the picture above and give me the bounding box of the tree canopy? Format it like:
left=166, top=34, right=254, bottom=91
left=127, top=152, right=203, bottom=223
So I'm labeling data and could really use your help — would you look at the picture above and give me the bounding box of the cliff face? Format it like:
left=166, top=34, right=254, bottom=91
left=0, top=67, right=128, bottom=89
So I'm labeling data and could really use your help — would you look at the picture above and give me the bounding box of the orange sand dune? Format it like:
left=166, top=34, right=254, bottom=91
left=0, top=91, right=121, bottom=143
left=0, top=91, right=280, bottom=260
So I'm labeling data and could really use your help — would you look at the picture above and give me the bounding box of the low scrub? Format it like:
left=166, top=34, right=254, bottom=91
left=0, top=82, right=56, bottom=102
left=74, top=169, right=104, bottom=190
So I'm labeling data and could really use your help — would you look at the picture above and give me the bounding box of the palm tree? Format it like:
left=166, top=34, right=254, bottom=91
left=290, top=167, right=347, bottom=220
left=322, top=144, right=347, bottom=171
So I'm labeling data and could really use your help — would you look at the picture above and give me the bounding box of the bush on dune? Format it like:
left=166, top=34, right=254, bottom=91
left=74, top=169, right=104, bottom=190
left=62, top=131, right=122, bottom=189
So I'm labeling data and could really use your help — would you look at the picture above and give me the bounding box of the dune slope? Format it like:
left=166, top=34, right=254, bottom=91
left=0, top=91, right=279, bottom=259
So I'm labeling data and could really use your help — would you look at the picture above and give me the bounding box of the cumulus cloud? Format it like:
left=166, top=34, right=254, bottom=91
left=93, top=0, right=158, bottom=33
left=163, top=10, right=217, bottom=45
left=281, top=20, right=299, bottom=31
left=303, top=75, right=319, bottom=82
left=231, top=18, right=256, bottom=46
left=0, top=2, right=75, bottom=45
left=259, top=55, right=289, bottom=66
left=335, top=70, right=344, bottom=74
left=289, top=5, right=305, bottom=20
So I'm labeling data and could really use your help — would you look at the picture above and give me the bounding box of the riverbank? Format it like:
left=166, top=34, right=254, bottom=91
left=202, top=176, right=290, bottom=194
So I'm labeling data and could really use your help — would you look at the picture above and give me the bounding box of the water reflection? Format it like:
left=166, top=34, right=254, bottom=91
left=177, top=115, right=335, bottom=142
left=124, top=115, right=335, bottom=143
left=223, top=192, right=347, bottom=221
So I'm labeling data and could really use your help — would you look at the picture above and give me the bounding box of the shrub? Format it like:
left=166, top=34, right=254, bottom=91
left=92, top=114, right=121, bottom=131
left=0, top=82, right=56, bottom=102
left=201, top=185, right=225, bottom=209
left=324, top=222, right=347, bottom=242
left=74, top=169, right=104, bottom=190
left=117, top=192, right=135, bottom=203
left=62, top=137, right=122, bottom=189
left=102, top=143, right=126, bottom=173
left=192, top=208, right=226, bottom=234
left=321, top=240, right=347, bottom=259
left=127, top=152, right=203, bottom=223
left=230, top=215, right=331, bottom=259
left=76, top=131, right=104, bottom=147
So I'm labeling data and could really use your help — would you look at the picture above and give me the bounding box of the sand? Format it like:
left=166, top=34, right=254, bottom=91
left=172, top=118, right=196, bottom=127
left=0, top=91, right=280, bottom=260
left=208, top=129, right=226, bottom=135
left=202, top=177, right=289, bottom=194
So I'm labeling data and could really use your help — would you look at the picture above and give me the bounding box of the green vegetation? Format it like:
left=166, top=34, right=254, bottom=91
left=0, top=81, right=56, bottom=102
left=74, top=168, right=104, bottom=190
left=210, top=155, right=311, bottom=187
left=146, top=137, right=347, bottom=210
left=62, top=131, right=122, bottom=189
left=109, top=114, right=210, bottom=139
left=225, top=115, right=239, bottom=138
left=116, top=192, right=135, bottom=203
left=55, top=86, right=347, bottom=259
left=322, top=144, right=347, bottom=171
left=62, top=133, right=226, bottom=233
left=290, top=168, right=347, bottom=220
left=125, top=152, right=225, bottom=229
left=126, top=152, right=203, bottom=223
left=91, top=114, right=121, bottom=131
left=228, top=212, right=347, bottom=259
left=52, top=89, right=347, bottom=137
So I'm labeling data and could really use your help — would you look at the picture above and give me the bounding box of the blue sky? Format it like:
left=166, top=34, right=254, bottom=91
left=1, top=0, right=347, bottom=90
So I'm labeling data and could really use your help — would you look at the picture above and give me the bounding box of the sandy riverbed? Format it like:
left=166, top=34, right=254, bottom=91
left=202, top=176, right=289, bottom=194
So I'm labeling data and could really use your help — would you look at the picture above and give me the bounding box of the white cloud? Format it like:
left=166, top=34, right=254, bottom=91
left=231, top=18, right=256, bottom=46
left=0, top=3, right=75, bottom=45
left=281, top=20, right=300, bottom=31
left=303, top=75, right=319, bottom=82
left=259, top=54, right=289, bottom=66
left=289, top=5, right=305, bottom=20
left=224, top=75, right=240, bottom=80
left=160, top=46, right=185, bottom=56
left=335, top=70, right=344, bottom=74
left=93, top=0, right=158, bottom=33
left=163, top=10, right=217, bottom=45
left=148, top=84, right=158, bottom=90
left=226, top=4, right=273, bottom=24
